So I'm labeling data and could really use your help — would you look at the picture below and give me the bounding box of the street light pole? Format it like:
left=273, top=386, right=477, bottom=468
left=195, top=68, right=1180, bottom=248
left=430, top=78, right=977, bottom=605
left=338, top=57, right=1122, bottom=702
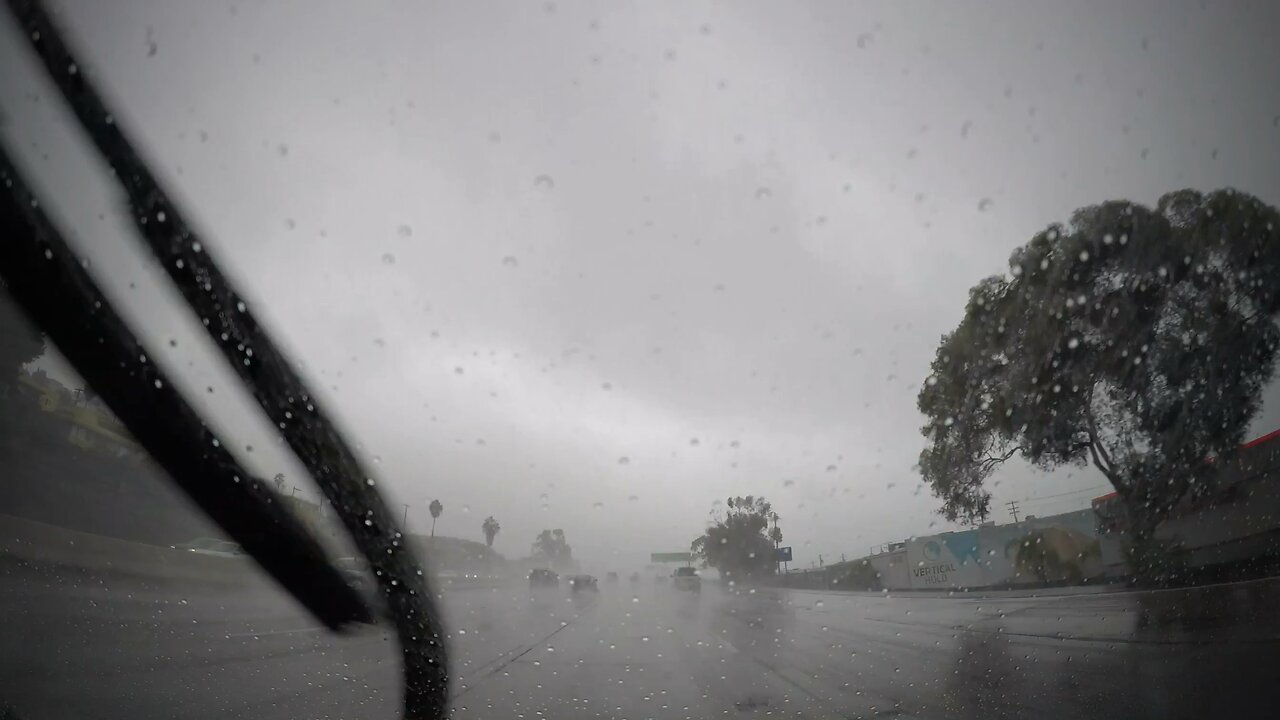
left=402, top=503, right=410, bottom=529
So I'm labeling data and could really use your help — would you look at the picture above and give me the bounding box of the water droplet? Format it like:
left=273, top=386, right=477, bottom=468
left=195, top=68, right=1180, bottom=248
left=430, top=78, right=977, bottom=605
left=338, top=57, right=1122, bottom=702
left=592, top=502, right=604, bottom=510
left=381, top=252, right=396, bottom=265
left=856, top=33, right=872, bottom=49
left=618, top=456, right=630, bottom=465
left=397, top=225, right=412, bottom=237
left=977, top=198, right=994, bottom=212
left=754, top=187, right=772, bottom=199
left=501, top=255, right=519, bottom=267
left=533, top=174, right=555, bottom=190
left=1068, top=337, right=1080, bottom=349
left=628, top=495, right=638, bottom=501
left=816, top=600, right=825, bottom=608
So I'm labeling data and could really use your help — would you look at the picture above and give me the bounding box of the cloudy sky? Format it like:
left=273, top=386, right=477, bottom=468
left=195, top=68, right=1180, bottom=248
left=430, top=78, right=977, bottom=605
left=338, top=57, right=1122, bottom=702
left=3, top=0, right=1280, bottom=571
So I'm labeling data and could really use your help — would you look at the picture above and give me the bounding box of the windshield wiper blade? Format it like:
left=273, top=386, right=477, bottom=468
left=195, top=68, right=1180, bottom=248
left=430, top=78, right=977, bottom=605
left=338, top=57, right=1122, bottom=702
left=0, top=149, right=372, bottom=629
left=3, top=1, right=450, bottom=717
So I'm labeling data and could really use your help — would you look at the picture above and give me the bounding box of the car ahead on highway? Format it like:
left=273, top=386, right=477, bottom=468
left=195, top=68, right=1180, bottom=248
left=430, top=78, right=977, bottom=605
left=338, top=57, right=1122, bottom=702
left=567, top=574, right=598, bottom=592
left=672, top=566, right=701, bottom=592
left=169, top=537, right=244, bottom=557
left=529, top=568, right=560, bottom=589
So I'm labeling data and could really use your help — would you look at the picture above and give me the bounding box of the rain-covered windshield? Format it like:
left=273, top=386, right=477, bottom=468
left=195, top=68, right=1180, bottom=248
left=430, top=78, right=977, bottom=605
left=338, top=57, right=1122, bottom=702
left=3, top=1, right=1280, bottom=719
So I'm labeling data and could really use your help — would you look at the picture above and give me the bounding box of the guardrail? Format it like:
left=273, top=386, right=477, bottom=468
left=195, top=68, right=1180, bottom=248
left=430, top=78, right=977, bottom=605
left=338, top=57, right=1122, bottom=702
left=0, top=514, right=512, bottom=591
left=0, top=513, right=259, bottom=584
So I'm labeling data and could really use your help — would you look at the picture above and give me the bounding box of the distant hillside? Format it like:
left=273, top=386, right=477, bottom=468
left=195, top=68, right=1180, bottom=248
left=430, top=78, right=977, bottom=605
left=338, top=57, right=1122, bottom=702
left=0, top=391, right=221, bottom=545
left=407, top=534, right=504, bottom=572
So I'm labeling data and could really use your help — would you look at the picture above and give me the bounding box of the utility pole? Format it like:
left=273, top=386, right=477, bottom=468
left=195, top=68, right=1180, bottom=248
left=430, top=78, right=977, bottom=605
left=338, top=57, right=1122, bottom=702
left=402, top=503, right=410, bottom=528
left=771, top=512, right=780, bottom=574
left=1006, top=500, right=1021, bottom=524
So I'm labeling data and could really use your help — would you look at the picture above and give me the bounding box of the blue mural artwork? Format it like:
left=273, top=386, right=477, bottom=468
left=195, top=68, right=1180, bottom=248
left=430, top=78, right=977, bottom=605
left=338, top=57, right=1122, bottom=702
left=941, top=530, right=981, bottom=565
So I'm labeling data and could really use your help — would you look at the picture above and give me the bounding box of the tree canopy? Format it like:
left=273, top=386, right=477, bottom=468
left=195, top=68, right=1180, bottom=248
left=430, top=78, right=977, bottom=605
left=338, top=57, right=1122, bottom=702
left=482, top=516, right=501, bottom=548
left=532, top=528, right=572, bottom=569
left=918, top=189, right=1280, bottom=545
left=691, top=496, right=779, bottom=582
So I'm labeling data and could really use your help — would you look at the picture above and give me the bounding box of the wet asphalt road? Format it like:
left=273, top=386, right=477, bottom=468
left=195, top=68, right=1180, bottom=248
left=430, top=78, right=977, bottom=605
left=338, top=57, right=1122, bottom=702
left=3, top=559, right=1280, bottom=720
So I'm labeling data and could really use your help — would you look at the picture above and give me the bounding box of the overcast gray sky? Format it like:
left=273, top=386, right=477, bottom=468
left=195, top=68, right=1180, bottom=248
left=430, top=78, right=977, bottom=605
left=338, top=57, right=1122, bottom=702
left=3, top=0, right=1280, bottom=571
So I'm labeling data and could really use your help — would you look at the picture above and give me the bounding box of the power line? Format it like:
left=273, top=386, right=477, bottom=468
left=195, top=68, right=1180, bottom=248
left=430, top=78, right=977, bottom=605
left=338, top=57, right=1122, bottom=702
left=1020, top=485, right=1109, bottom=505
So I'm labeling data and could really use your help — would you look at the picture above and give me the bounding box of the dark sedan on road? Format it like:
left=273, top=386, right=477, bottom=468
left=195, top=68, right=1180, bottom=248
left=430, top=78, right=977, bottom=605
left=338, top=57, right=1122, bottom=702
left=529, top=568, right=560, bottom=589
left=567, top=574, right=598, bottom=592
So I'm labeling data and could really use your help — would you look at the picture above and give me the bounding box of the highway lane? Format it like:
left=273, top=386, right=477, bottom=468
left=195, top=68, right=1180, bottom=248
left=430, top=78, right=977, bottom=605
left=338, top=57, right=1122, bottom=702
left=4, top=558, right=1280, bottom=719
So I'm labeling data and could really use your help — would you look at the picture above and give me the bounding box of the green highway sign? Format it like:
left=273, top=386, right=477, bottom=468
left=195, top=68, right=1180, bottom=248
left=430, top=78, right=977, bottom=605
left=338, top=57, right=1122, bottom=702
left=650, top=552, right=693, bottom=563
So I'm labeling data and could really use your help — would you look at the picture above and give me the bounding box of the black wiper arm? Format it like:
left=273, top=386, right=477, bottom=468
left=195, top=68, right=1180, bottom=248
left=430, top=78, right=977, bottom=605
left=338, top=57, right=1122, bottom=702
left=3, top=1, right=450, bottom=717
left=0, top=149, right=372, bottom=629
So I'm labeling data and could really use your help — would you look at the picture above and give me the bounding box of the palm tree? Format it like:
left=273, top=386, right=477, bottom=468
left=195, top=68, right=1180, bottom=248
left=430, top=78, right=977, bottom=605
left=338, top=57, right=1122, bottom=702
left=482, top=516, right=501, bottom=548
left=428, top=499, right=443, bottom=537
